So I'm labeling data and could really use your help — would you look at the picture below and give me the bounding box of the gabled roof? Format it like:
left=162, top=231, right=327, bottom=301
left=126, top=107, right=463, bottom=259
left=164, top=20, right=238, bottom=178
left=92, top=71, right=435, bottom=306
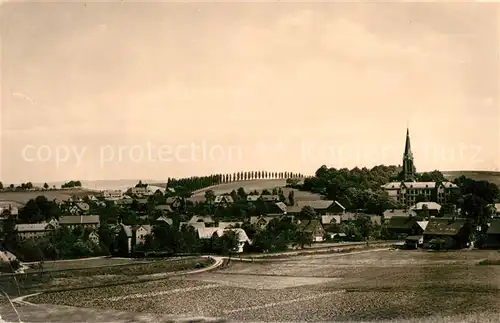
left=198, top=228, right=223, bottom=239
left=214, top=195, right=234, bottom=203
left=411, top=202, right=441, bottom=211
left=386, top=216, right=417, bottom=230
left=297, top=200, right=334, bottom=210
left=249, top=216, right=274, bottom=226
left=59, top=215, right=100, bottom=225
left=136, top=225, right=152, bottom=233
left=424, top=218, right=468, bottom=236
left=15, top=223, right=52, bottom=232
left=416, top=221, right=429, bottom=231
left=156, top=216, right=173, bottom=225
left=120, top=224, right=133, bottom=237
left=487, top=219, right=500, bottom=235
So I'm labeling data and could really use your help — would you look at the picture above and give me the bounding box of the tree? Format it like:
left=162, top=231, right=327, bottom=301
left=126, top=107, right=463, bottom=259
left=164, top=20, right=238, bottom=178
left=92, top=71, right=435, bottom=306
left=43, top=182, right=49, bottom=189
left=288, top=191, right=295, bottom=205
left=0, top=182, right=3, bottom=190
left=299, top=205, right=316, bottom=220
left=294, top=229, right=313, bottom=249
left=205, top=190, right=216, bottom=204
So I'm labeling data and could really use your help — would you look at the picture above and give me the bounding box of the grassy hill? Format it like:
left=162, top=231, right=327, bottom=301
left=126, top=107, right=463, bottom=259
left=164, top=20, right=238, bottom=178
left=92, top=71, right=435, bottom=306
left=191, top=179, right=323, bottom=201
left=442, top=171, right=500, bottom=186
left=0, top=189, right=94, bottom=205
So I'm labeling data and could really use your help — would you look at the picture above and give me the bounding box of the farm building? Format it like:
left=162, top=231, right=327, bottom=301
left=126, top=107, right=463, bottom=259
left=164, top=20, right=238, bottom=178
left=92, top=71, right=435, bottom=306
left=423, top=217, right=472, bottom=250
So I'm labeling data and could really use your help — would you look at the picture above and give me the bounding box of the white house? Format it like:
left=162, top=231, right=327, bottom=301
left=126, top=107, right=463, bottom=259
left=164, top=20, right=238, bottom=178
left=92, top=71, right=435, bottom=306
left=135, top=225, right=152, bottom=245
left=127, top=187, right=154, bottom=197
left=87, top=231, right=100, bottom=245
left=197, top=227, right=250, bottom=253
left=102, top=190, right=123, bottom=200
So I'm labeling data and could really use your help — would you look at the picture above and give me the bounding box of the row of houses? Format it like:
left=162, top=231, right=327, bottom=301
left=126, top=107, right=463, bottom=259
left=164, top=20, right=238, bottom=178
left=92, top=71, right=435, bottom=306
left=14, top=215, right=100, bottom=241
left=387, top=215, right=500, bottom=250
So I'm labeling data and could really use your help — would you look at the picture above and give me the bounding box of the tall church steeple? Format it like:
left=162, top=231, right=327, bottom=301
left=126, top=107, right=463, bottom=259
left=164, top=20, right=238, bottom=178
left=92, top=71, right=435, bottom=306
left=402, top=128, right=416, bottom=181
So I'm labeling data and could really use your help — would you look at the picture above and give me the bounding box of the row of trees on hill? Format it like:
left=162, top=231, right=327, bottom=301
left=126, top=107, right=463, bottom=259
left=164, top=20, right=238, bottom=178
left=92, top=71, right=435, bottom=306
left=166, top=171, right=305, bottom=192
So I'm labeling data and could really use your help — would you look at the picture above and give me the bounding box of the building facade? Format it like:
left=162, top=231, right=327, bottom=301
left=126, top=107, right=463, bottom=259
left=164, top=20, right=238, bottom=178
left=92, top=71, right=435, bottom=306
left=382, top=128, right=459, bottom=207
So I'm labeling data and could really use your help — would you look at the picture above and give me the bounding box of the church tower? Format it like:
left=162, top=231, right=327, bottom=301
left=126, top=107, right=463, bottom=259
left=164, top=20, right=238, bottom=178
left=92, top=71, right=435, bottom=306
left=402, top=128, right=416, bottom=181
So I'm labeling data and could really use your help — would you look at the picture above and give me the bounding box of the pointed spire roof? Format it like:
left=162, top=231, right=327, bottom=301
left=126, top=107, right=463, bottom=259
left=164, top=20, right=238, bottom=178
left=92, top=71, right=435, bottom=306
left=404, top=128, right=413, bottom=159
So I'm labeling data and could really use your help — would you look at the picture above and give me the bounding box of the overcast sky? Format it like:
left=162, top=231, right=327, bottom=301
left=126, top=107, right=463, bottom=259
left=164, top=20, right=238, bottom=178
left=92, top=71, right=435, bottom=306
left=1, top=1, right=499, bottom=183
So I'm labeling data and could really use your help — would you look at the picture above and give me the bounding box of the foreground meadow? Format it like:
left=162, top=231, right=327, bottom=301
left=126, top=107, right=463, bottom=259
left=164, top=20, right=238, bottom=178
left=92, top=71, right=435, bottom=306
left=22, top=249, right=500, bottom=322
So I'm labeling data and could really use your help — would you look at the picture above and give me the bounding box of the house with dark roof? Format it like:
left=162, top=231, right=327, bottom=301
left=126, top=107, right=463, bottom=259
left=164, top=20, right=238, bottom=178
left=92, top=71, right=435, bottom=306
left=386, top=216, right=422, bottom=237
left=214, top=195, right=234, bottom=207
left=249, top=215, right=275, bottom=229
left=423, top=217, right=472, bottom=249
left=58, top=215, right=100, bottom=230
left=296, top=200, right=345, bottom=215
left=166, top=196, right=182, bottom=208
left=286, top=205, right=302, bottom=216
left=485, top=219, right=500, bottom=248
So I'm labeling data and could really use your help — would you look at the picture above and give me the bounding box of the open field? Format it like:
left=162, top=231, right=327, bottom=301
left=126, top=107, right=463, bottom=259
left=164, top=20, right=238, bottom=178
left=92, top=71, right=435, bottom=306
left=0, top=257, right=213, bottom=298
left=442, top=170, right=500, bottom=186
left=191, top=179, right=323, bottom=201
left=0, top=189, right=94, bottom=204
left=9, top=249, right=500, bottom=322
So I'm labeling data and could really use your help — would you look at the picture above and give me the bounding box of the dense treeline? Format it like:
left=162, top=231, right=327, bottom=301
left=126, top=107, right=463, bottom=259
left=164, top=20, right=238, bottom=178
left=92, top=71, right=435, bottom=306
left=61, top=180, right=82, bottom=188
left=300, top=165, right=400, bottom=214
left=452, top=175, right=500, bottom=226
left=18, top=196, right=61, bottom=223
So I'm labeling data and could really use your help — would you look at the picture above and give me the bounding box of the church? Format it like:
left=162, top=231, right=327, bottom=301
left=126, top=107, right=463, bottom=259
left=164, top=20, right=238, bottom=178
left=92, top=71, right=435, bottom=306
left=381, top=129, right=459, bottom=207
